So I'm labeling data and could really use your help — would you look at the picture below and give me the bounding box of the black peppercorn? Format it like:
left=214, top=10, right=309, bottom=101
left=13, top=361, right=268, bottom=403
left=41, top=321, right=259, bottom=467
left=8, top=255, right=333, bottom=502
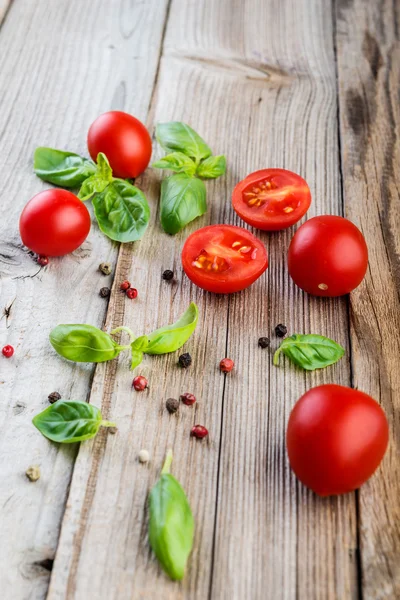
left=99, top=287, right=111, bottom=298
left=178, top=352, right=192, bottom=368
left=48, top=391, right=61, bottom=404
left=275, top=324, right=287, bottom=338
left=258, top=337, right=270, bottom=349
left=162, top=269, right=174, bottom=281
left=99, top=262, right=112, bottom=276
left=166, top=398, right=179, bottom=414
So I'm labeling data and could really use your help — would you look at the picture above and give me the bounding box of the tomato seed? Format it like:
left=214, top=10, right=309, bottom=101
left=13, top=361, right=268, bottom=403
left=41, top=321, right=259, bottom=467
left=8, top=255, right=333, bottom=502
left=318, top=283, right=328, bottom=290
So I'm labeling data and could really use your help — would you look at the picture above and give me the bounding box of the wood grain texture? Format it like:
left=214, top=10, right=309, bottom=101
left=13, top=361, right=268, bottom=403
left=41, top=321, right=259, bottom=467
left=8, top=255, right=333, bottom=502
left=0, top=0, right=167, bottom=598
left=336, top=0, right=400, bottom=598
left=49, top=0, right=361, bottom=599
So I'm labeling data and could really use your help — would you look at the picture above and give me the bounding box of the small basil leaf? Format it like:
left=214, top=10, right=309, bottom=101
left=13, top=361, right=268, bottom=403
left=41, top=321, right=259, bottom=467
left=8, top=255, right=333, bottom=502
left=34, top=147, right=96, bottom=187
left=149, top=450, right=194, bottom=581
left=32, top=400, right=115, bottom=444
left=78, top=153, right=114, bottom=200
left=145, top=303, right=198, bottom=355
left=156, top=122, right=212, bottom=162
left=131, top=349, right=144, bottom=370
left=50, top=324, right=122, bottom=363
left=96, top=152, right=113, bottom=181
left=92, top=179, right=150, bottom=243
left=160, top=174, right=206, bottom=235
left=152, top=152, right=197, bottom=176
left=131, top=335, right=149, bottom=351
left=273, top=334, right=345, bottom=371
left=196, top=155, right=226, bottom=179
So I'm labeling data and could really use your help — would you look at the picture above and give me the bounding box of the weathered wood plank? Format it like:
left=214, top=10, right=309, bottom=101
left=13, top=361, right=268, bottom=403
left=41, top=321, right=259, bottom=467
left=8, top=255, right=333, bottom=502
left=49, top=0, right=360, bottom=599
left=0, top=0, right=168, bottom=598
left=336, top=0, right=400, bottom=598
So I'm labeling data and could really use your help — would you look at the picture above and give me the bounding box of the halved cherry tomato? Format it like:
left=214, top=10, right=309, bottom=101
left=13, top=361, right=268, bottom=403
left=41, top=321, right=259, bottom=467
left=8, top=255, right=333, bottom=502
left=182, top=225, right=268, bottom=294
left=87, top=111, right=152, bottom=179
left=288, top=215, right=368, bottom=296
left=232, top=168, right=311, bottom=230
left=287, top=384, right=389, bottom=496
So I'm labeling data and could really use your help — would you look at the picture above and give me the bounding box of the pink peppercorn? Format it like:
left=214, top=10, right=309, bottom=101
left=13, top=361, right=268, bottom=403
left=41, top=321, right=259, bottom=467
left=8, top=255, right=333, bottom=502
left=120, top=280, right=130, bottom=291
left=133, top=376, right=148, bottom=391
left=191, top=425, right=208, bottom=439
left=180, top=393, right=196, bottom=406
left=220, top=358, right=234, bottom=373
left=37, top=256, right=49, bottom=267
left=2, top=345, right=14, bottom=358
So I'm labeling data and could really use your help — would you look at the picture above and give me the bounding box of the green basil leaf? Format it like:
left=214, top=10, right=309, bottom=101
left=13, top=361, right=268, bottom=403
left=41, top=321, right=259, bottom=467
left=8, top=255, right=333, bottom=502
left=152, top=152, right=197, bottom=176
left=131, top=349, right=144, bottom=370
left=145, top=302, right=198, bottom=355
left=32, top=400, right=115, bottom=443
left=149, top=450, right=194, bottom=581
left=50, top=324, right=122, bottom=363
left=156, top=122, right=212, bottom=162
left=78, top=153, right=113, bottom=200
left=92, top=179, right=150, bottom=243
left=34, top=147, right=96, bottom=187
left=273, top=334, right=345, bottom=370
left=160, top=174, right=206, bottom=235
left=96, top=152, right=113, bottom=181
left=130, top=335, right=148, bottom=369
left=196, top=155, right=226, bottom=179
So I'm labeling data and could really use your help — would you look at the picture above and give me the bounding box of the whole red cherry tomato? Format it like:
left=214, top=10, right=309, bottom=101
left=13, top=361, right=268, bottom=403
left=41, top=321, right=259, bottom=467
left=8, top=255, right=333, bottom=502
left=288, top=215, right=368, bottom=296
left=181, top=224, right=268, bottom=294
left=286, top=384, right=389, bottom=496
left=232, top=168, right=311, bottom=231
left=19, top=189, right=91, bottom=256
left=87, top=111, right=152, bottom=178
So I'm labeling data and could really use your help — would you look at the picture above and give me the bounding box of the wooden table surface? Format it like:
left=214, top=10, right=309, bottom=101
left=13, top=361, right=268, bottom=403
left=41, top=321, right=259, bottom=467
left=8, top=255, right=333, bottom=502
left=0, top=0, right=399, bottom=598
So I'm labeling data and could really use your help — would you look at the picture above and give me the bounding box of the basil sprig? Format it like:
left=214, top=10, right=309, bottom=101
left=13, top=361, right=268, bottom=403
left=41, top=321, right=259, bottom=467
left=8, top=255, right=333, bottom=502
left=33, top=400, right=116, bottom=443
left=149, top=450, right=194, bottom=581
left=153, top=122, right=226, bottom=234
left=50, top=303, right=198, bottom=370
left=273, top=334, right=345, bottom=370
left=34, top=148, right=150, bottom=243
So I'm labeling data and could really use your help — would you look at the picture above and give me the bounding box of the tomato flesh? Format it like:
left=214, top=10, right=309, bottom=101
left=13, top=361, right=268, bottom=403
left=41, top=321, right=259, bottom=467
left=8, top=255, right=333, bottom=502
left=182, top=225, right=268, bottom=294
left=19, top=189, right=91, bottom=256
left=87, top=111, right=152, bottom=179
left=288, top=215, right=368, bottom=296
left=232, top=168, right=311, bottom=231
left=286, top=384, right=389, bottom=496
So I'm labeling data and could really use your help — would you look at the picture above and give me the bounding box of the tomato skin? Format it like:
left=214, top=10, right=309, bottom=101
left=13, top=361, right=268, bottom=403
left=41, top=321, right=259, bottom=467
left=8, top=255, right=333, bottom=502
left=287, top=385, right=389, bottom=496
left=232, top=168, right=311, bottom=231
left=87, top=111, right=152, bottom=178
left=288, top=215, right=368, bottom=296
left=19, top=189, right=91, bottom=256
left=182, top=225, right=268, bottom=294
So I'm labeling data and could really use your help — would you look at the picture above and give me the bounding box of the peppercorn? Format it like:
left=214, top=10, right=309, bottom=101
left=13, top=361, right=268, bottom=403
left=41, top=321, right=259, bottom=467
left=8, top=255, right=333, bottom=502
left=275, top=324, right=287, bottom=338
left=2, top=345, right=14, bottom=358
left=99, top=262, right=112, bottom=276
left=26, top=466, right=40, bottom=482
left=138, top=449, right=150, bottom=463
left=162, top=269, right=174, bottom=281
left=133, top=375, right=148, bottom=391
left=220, top=358, right=234, bottom=373
left=120, top=280, right=130, bottom=291
left=48, top=391, right=61, bottom=404
left=180, top=392, right=196, bottom=406
left=126, top=287, right=138, bottom=299
left=108, top=426, right=118, bottom=435
left=258, top=337, right=270, bottom=349
left=178, top=353, right=192, bottom=368
left=191, top=425, right=208, bottom=439
left=37, top=255, right=49, bottom=267
left=166, top=398, right=179, bottom=414
left=99, top=287, right=111, bottom=298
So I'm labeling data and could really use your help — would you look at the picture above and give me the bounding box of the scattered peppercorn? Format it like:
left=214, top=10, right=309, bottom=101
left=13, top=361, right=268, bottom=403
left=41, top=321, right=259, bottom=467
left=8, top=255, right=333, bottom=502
left=2, top=345, right=14, bottom=358
left=166, top=397, right=179, bottom=414
left=26, top=466, right=40, bottom=482
left=162, top=269, right=174, bottom=281
left=108, top=426, right=118, bottom=435
left=99, top=287, right=111, bottom=298
left=275, top=324, right=287, bottom=338
left=258, top=337, right=270, bottom=349
left=220, top=358, right=234, bottom=373
left=99, top=262, right=112, bottom=276
left=180, top=392, right=196, bottom=406
left=179, top=352, right=192, bottom=368
left=120, top=280, right=130, bottom=291
left=133, top=375, right=148, bottom=391
left=126, top=287, right=138, bottom=299
left=37, top=255, right=49, bottom=267
left=138, top=449, right=150, bottom=463
left=48, top=391, right=61, bottom=404
left=191, top=425, right=208, bottom=439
